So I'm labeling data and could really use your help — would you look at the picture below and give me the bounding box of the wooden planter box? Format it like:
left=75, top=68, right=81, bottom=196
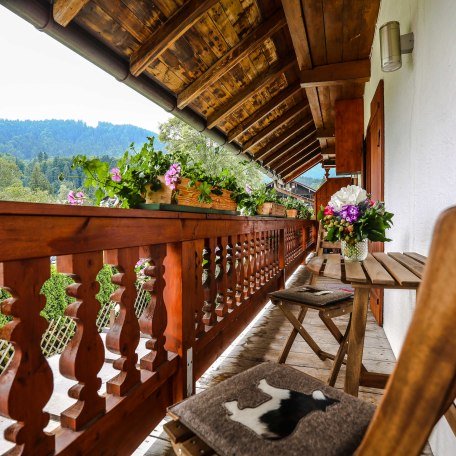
left=145, top=177, right=237, bottom=212
left=286, top=209, right=299, bottom=218
left=257, top=202, right=286, bottom=217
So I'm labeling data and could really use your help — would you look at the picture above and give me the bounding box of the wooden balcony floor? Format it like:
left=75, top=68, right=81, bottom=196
left=139, top=265, right=433, bottom=455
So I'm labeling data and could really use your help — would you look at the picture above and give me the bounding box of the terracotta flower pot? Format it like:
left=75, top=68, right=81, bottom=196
left=286, top=209, right=298, bottom=218
left=257, top=202, right=286, bottom=217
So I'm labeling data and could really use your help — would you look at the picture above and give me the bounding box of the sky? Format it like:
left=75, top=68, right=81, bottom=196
left=0, top=5, right=170, bottom=133
left=0, top=5, right=325, bottom=180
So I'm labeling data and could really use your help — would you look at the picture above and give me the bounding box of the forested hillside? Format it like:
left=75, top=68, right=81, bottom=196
left=0, top=119, right=164, bottom=158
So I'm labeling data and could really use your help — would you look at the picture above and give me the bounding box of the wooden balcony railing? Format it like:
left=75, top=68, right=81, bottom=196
left=0, top=202, right=317, bottom=455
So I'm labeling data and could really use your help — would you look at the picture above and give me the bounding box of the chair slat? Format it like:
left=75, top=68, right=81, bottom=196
left=373, top=253, right=421, bottom=287
left=403, top=251, right=427, bottom=264
left=344, top=260, right=368, bottom=283
left=307, top=255, right=325, bottom=275
left=362, top=254, right=396, bottom=286
left=388, top=252, right=425, bottom=279
left=323, top=254, right=342, bottom=280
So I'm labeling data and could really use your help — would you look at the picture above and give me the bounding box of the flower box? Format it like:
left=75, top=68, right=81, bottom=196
left=257, top=202, right=286, bottom=217
left=286, top=209, right=299, bottom=218
left=145, top=177, right=237, bottom=212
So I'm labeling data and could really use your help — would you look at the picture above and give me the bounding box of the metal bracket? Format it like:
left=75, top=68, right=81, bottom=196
left=400, top=32, right=414, bottom=54
left=186, top=347, right=193, bottom=397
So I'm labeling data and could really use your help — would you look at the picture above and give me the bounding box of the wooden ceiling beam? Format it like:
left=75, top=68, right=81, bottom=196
left=207, top=56, right=295, bottom=129
left=243, top=103, right=309, bottom=152
left=268, top=135, right=317, bottom=171
left=284, top=154, right=322, bottom=182
left=265, top=128, right=316, bottom=166
left=177, top=11, right=287, bottom=109
left=53, top=0, right=90, bottom=26
left=276, top=139, right=320, bottom=174
left=256, top=118, right=314, bottom=160
left=280, top=0, right=312, bottom=70
left=130, top=0, right=219, bottom=76
left=316, top=127, right=335, bottom=140
left=227, top=81, right=301, bottom=143
left=281, top=147, right=321, bottom=175
left=300, top=60, right=371, bottom=88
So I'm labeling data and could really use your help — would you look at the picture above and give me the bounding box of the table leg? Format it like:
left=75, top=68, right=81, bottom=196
left=344, top=287, right=370, bottom=397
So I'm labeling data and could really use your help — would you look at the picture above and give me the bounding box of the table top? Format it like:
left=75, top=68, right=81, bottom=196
left=307, top=252, right=427, bottom=289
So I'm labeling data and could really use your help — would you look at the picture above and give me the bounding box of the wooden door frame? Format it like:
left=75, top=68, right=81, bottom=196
left=365, top=80, right=385, bottom=326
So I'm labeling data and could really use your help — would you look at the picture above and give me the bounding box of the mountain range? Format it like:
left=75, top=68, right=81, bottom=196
left=0, top=119, right=164, bottom=159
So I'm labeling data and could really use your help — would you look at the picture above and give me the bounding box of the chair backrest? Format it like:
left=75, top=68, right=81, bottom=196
left=316, top=221, right=341, bottom=256
left=356, top=207, right=456, bottom=455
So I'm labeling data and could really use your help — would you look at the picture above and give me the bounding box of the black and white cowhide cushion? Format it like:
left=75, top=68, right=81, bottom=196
left=224, top=379, right=339, bottom=440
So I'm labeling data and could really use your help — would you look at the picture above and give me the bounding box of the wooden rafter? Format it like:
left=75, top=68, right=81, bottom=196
left=177, top=11, right=287, bottom=109
left=130, top=0, right=219, bottom=77
left=284, top=154, right=322, bottom=181
left=53, top=0, right=90, bottom=26
left=316, top=127, right=335, bottom=140
left=280, top=0, right=311, bottom=70
left=243, top=103, right=309, bottom=152
left=281, top=147, right=321, bottom=175
left=207, top=56, right=295, bottom=129
left=276, top=140, right=320, bottom=174
left=300, top=60, right=371, bottom=87
left=268, top=137, right=317, bottom=172
left=227, top=81, right=301, bottom=143
left=265, top=128, right=316, bottom=166
left=256, top=119, right=314, bottom=160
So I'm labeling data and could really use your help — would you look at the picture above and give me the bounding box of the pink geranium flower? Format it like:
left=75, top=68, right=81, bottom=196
left=67, top=191, right=85, bottom=205
left=110, top=167, right=122, bottom=182
left=164, top=163, right=181, bottom=190
left=323, top=205, right=334, bottom=216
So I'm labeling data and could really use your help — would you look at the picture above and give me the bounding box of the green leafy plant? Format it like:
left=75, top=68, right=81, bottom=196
left=237, top=186, right=281, bottom=216
left=72, top=137, right=172, bottom=208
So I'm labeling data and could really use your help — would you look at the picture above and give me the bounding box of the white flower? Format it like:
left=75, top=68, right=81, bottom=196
left=328, top=185, right=368, bottom=211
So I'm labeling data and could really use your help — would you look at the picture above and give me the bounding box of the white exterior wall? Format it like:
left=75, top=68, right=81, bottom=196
left=363, top=1, right=456, bottom=454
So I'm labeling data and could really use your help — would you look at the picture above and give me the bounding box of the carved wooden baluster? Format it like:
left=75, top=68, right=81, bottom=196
left=249, top=234, right=256, bottom=295
left=194, top=241, right=206, bottom=337
left=260, top=231, right=266, bottom=286
left=242, top=235, right=250, bottom=300
left=215, top=240, right=228, bottom=318
left=264, top=232, right=270, bottom=281
left=235, top=237, right=244, bottom=305
left=139, top=244, right=168, bottom=371
left=0, top=259, right=55, bottom=454
left=225, top=239, right=235, bottom=310
left=274, top=230, right=279, bottom=274
left=57, top=252, right=106, bottom=431
left=104, top=247, right=140, bottom=396
left=254, top=234, right=261, bottom=290
left=202, top=239, right=217, bottom=326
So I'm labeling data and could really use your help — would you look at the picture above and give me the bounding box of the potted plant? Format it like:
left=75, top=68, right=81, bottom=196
left=283, top=197, right=300, bottom=218
left=72, top=138, right=240, bottom=212
left=317, top=185, right=394, bottom=262
left=238, top=186, right=286, bottom=217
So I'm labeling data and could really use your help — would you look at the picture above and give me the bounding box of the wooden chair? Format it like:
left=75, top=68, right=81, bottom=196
left=164, top=207, right=456, bottom=456
left=273, top=221, right=354, bottom=386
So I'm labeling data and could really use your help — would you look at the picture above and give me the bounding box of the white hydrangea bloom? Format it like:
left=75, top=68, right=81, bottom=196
left=328, top=185, right=368, bottom=211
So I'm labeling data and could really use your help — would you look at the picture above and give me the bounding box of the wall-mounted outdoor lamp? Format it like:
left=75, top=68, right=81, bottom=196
left=380, top=21, right=414, bottom=72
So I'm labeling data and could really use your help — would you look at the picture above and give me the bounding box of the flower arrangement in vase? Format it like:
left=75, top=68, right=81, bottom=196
left=317, top=185, right=394, bottom=262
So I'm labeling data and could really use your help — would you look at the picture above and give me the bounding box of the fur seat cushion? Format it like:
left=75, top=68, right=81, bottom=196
left=168, top=362, right=375, bottom=456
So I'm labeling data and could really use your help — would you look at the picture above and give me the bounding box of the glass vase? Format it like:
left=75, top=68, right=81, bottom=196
left=341, top=239, right=368, bottom=262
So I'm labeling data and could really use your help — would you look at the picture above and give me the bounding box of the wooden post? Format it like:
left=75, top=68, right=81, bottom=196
left=301, top=222, right=309, bottom=258
left=163, top=241, right=197, bottom=401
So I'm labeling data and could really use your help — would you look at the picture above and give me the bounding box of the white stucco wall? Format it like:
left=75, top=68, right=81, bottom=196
left=363, top=1, right=456, bottom=454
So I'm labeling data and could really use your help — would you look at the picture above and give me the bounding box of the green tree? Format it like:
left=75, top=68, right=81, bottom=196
left=0, top=155, right=22, bottom=188
left=159, top=118, right=265, bottom=190
left=0, top=182, right=56, bottom=203
left=29, top=163, right=53, bottom=194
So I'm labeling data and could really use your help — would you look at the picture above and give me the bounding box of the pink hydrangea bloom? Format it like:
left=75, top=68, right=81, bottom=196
left=110, top=167, right=121, bottom=182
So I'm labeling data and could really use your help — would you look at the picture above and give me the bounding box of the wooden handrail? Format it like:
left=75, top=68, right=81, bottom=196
left=0, top=202, right=317, bottom=454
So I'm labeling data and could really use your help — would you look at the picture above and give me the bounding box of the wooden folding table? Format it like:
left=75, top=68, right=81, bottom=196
left=306, top=251, right=426, bottom=396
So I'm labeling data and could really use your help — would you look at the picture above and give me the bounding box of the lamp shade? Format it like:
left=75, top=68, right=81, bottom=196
left=380, top=21, right=402, bottom=72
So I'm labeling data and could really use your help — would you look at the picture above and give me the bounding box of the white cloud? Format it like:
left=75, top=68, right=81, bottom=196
left=0, top=6, right=171, bottom=133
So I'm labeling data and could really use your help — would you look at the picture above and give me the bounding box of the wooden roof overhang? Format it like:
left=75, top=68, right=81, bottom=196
left=5, top=0, right=380, bottom=181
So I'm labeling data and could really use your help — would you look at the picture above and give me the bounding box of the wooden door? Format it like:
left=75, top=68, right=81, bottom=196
left=365, top=81, right=385, bottom=326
